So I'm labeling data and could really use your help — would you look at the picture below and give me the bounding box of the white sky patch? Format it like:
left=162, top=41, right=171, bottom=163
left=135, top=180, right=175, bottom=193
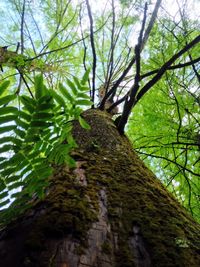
left=172, top=179, right=180, bottom=187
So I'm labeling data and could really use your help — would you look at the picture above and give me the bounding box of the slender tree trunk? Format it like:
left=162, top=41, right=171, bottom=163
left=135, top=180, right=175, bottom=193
left=0, top=109, right=199, bottom=267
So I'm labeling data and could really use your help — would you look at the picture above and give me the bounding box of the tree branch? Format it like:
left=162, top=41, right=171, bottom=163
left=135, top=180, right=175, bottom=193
left=140, top=56, right=200, bottom=80
left=20, top=0, right=25, bottom=54
left=117, top=2, right=148, bottom=133
left=85, top=0, right=97, bottom=104
left=135, top=34, right=200, bottom=105
left=136, top=151, right=200, bottom=177
left=99, top=0, right=162, bottom=110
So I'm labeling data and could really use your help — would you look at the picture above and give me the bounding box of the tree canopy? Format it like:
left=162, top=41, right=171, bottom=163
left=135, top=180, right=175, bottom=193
left=0, top=0, right=199, bottom=224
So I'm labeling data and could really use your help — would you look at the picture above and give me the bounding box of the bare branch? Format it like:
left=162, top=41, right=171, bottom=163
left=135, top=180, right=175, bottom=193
left=136, top=151, right=200, bottom=177
left=140, top=56, right=200, bottom=80
left=141, top=0, right=162, bottom=50
left=100, top=0, right=162, bottom=110
left=117, top=2, right=148, bottom=133
left=79, top=5, right=91, bottom=92
left=85, top=0, right=97, bottom=104
left=16, top=68, right=34, bottom=98
left=136, top=34, right=200, bottom=104
left=20, top=0, right=26, bottom=54
left=26, top=36, right=91, bottom=61
left=104, top=0, right=116, bottom=93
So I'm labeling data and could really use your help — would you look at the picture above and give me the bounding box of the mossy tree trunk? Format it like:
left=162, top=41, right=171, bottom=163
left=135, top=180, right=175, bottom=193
left=0, top=109, right=199, bottom=267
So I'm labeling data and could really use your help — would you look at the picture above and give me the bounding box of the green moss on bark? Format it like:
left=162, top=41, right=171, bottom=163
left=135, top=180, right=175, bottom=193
left=0, top=109, right=199, bottom=267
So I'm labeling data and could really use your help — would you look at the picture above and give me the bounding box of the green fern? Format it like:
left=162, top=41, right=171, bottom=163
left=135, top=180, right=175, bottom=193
left=0, top=71, right=91, bottom=224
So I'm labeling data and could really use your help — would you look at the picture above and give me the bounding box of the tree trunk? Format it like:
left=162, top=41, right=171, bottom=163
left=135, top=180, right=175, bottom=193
left=0, top=109, right=199, bottom=267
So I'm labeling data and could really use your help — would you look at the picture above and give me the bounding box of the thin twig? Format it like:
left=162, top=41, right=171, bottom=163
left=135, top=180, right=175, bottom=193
left=104, top=0, right=116, bottom=96
left=26, top=17, right=108, bottom=63
left=85, top=0, right=96, bottom=104
left=79, top=4, right=91, bottom=91
left=20, top=0, right=26, bottom=54
left=16, top=68, right=34, bottom=98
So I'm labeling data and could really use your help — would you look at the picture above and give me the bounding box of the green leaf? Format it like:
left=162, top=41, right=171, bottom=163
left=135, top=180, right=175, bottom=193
left=1, top=167, right=16, bottom=177
left=65, top=155, right=76, bottom=167
left=8, top=181, right=24, bottom=191
left=0, top=199, right=10, bottom=208
left=25, top=134, right=40, bottom=142
left=59, top=83, right=74, bottom=103
left=0, top=95, right=16, bottom=106
left=66, top=133, right=77, bottom=147
left=0, top=115, right=17, bottom=124
left=30, top=120, right=51, bottom=127
left=33, top=112, right=54, bottom=120
left=9, top=153, right=24, bottom=166
left=14, top=128, right=26, bottom=138
left=28, top=150, right=41, bottom=159
left=37, top=102, right=55, bottom=111
left=0, top=144, right=13, bottom=153
left=20, top=165, right=33, bottom=177
left=15, top=118, right=29, bottom=129
left=77, top=92, right=90, bottom=99
left=73, top=76, right=82, bottom=90
left=67, top=78, right=78, bottom=95
left=34, top=75, right=44, bottom=99
left=0, top=179, right=6, bottom=191
left=0, top=125, right=16, bottom=134
left=0, top=136, right=22, bottom=146
left=38, top=95, right=52, bottom=105
left=14, top=159, right=30, bottom=172
left=79, top=86, right=90, bottom=92
left=20, top=96, right=35, bottom=113
left=49, top=89, right=66, bottom=107
left=0, top=160, right=9, bottom=170
left=81, top=68, right=90, bottom=85
left=6, top=175, right=21, bottom=184
left=0, top=191, right=8, bottom=199
left=75, top=99, right=93, bottom=106
left=0, top=80, right=10, bottom=97
left=78, top=116, right=91, bottom=130
left=10, top=191, right=24, bottom=199
left=0, top=107, right=18, bottom=115
left=18, top=110, right=32, bottom=122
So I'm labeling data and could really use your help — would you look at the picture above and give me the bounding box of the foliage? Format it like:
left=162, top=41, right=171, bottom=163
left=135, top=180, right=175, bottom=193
left=0, top=71, right=91, bottom=224
left=127, top=15, right=200, bottom=221
left=0, top=0, right=199, bottom=223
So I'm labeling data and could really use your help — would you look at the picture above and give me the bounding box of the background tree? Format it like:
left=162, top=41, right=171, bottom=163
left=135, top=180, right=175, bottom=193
left=0, top=0, right=199, bottom=266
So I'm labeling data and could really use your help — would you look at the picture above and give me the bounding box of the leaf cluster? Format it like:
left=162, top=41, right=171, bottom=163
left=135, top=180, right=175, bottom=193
left=0, top=70, right=91, bottom=224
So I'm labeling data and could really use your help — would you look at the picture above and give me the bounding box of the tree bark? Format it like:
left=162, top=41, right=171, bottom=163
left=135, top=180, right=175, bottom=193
left=0, top=109, right=199, bottom=267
